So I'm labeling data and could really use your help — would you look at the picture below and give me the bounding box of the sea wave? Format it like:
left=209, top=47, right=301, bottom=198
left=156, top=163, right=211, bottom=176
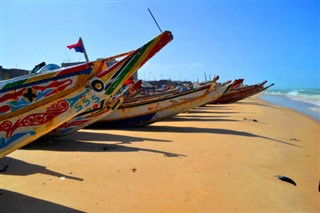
left=264, top=89, right=320, bottom=107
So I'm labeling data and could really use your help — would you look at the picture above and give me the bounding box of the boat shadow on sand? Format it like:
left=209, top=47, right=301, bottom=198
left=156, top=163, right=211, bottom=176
left=0, top=188, right=84, bottom=213
left=161, top=115, right=239, bottom=122
left=0, top=156, right=83, bottom=181
left=22, top=132, right=186, bottom=158
left=0, top=157, right=84, bottom=212
left=231, top=100, right=278, bottom=108
left=184, top=107, right=239, bottom=114
left=98, top=125, right=302, bottom=148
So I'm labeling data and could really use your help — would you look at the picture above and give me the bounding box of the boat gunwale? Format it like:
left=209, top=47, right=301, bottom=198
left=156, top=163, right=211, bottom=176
left=0, top=63, right=93, bottom=93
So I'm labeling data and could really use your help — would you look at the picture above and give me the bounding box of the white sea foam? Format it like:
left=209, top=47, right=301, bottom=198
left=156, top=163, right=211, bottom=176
left=264, top=89, right=320, bottom=107
left=310, top=107, right=320, bottom=112
left=262, top=88, right=320, bottom=120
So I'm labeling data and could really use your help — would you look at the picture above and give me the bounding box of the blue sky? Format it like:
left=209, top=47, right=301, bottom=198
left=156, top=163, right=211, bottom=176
left=0, top=0, right=319, bottom=89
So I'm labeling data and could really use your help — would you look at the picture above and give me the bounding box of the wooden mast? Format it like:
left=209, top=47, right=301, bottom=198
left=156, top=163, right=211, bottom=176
left=79, top=37, right=89, bottom=62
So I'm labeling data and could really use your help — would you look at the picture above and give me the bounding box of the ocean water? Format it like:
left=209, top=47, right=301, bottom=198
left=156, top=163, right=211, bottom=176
left=259, top=89, right=320, bottom=121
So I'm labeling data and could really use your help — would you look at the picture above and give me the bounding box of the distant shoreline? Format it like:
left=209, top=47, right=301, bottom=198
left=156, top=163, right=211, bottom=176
left=259, top=94, right=320, bottom=122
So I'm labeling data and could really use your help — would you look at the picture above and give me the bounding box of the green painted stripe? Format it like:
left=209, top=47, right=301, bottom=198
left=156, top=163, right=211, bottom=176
left=2, top=79, right=28, bottom=90
left=112, top=99, right=122, bottom=110
left=104, top=38, right=153, bottom=96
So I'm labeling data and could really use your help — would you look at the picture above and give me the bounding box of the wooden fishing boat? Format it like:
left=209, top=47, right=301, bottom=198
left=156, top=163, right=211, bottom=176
left=92, top=77, right=231, bottom=127
left=0, top=30, right=173, bottom=157
left=253, top=83, right=275, bottom=94
left=48, top=31, right=173, bottom=136
left=123, top=85, right=179, bottom=104
left=210, top=80, right=273, bottom=104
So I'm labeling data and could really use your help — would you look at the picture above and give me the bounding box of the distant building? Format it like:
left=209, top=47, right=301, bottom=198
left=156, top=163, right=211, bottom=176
left=0, top=66, right=29, bottom=80
left=147, top=79, right=193, bottom=88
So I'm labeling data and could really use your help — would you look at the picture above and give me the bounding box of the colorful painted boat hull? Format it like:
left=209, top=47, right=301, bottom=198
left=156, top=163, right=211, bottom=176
left=0, top=63, right=97, bottom=118
left=47, top=31, right=174, bottom=136
left=48, top=94, right=124, bottom=136
left=0, top=30, right=174, bottom=157
left=0, top=61, right=106, bottom=158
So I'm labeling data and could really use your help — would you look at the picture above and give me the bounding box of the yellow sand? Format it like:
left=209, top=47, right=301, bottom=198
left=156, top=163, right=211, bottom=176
left=1, top=96, right=319, bottom=212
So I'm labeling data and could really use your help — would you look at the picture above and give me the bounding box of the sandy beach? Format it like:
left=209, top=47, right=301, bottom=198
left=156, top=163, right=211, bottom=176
left=0, top=96, right=319, bottom=212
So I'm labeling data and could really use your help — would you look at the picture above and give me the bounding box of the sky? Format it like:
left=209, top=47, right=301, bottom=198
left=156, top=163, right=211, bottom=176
left=0, top=0, right=319, bottom=89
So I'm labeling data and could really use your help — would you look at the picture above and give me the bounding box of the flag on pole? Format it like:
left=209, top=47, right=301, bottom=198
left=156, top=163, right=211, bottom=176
left=67, top=37, right=89, bottom=62
left=67, top=38, right=84, bottom=53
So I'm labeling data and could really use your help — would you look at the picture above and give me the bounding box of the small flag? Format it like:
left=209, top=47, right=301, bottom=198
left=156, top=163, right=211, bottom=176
left=67, top=38, right=84, bottom=53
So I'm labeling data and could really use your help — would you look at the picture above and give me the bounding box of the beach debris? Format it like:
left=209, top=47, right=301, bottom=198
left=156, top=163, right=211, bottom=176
left=131, top=168, right=137, bottom=173
left=0, top=165, right=8, bottom=173
left=290, top=138, right=300, bottom=142
left=59, top=176, right=66, bottom=180
left=275, top=175, right=296, bottom=186
left=243, top=118, right=258, bottom=122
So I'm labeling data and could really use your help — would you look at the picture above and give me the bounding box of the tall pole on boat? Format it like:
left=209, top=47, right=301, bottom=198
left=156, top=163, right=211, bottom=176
left=80, top=37, right=89, bottom=62
left=148, top=8, right=163, bottom=33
